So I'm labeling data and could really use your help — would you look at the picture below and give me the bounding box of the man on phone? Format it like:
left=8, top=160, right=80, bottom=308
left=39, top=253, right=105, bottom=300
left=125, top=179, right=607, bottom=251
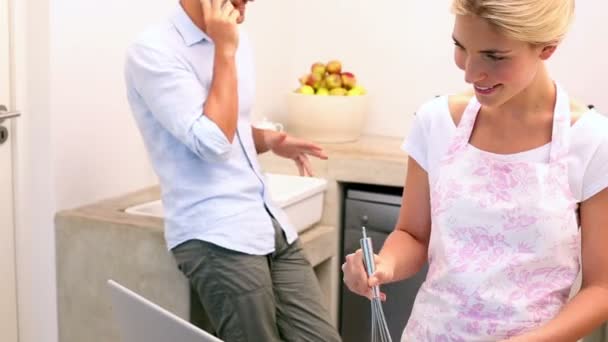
left=124, top=0, right=341, bottom=341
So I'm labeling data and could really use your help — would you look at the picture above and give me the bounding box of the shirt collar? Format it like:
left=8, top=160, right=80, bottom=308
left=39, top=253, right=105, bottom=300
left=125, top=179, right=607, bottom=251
left=171, top=4, right=211, bottom=46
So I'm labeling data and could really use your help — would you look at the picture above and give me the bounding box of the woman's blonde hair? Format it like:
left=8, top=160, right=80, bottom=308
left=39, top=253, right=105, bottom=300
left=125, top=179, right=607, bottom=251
left=451, top=0, right=575, bottom=45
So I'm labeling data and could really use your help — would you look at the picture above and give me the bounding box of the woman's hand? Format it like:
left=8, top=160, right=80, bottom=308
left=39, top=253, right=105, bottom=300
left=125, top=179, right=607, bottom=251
left=342, top=249, right=395, bottom=300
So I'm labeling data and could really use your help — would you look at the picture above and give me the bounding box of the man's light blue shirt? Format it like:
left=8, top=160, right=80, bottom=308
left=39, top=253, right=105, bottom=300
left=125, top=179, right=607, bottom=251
left=124, top=5, right=297, bottom=254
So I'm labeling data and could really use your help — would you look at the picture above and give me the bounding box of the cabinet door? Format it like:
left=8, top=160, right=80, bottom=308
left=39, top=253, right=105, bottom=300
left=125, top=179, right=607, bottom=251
left=340, top=198, right=427, bottom=342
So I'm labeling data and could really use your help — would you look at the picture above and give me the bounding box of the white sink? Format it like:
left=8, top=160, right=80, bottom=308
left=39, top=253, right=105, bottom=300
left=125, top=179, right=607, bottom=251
left=124, top=173, right=328, bottom=233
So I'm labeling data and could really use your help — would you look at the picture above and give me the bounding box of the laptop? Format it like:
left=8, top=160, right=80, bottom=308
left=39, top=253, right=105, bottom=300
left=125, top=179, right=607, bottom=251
left=108, top=280, right=223, bottom=342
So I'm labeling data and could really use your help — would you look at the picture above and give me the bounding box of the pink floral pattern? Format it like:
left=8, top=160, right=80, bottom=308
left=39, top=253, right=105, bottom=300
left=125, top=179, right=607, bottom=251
left=469, top=156, right=538, bottom=208
left=502, top=208, right=538, bottom=231
left=402, top=86, right=580, bottom=341
left=430, top=179, right=463, bottom=217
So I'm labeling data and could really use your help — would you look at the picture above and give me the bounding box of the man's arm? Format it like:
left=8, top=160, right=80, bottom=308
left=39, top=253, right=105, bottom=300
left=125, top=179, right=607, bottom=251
left=252, top=126, right=268, bottom=154
left=251, top=126, right=327, bottom=176
left=199, top=0, right=241, bottom=142
left=204, top=53, right=238, bottom=142
left=125, top=44, right=234, bottom=162
left=124, top=0, right=242, bottom=162
left=252, top=127, right=285, bottom=154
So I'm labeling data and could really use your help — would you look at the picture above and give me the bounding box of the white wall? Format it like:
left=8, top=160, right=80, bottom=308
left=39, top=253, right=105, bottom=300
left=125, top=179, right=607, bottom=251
left=248, top=0, right=462, bottom=137
left=14, top=1, right=608, bottom=342
left=50, top=0, right=169, bottom=209
left=249, top=0, right=608, bottom=138
left=548, top=2, right=607, bottom=111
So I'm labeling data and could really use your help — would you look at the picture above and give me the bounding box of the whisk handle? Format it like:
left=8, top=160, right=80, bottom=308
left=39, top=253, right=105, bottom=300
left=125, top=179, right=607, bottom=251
left=360, top=228, right=381, bottom=298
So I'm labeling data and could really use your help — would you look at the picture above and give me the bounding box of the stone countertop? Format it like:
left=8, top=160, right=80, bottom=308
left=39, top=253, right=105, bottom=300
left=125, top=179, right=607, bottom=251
left=56, top=135, right=409, bottom=269
left=258, top=134, right=408, bottom=188
left=54, top=134, right=411, bottom=342
left=59, top=135, right=409, bottom=231
left=57, top=185, right=164, bottom=231
left=57, top=136, right=407, bottom=265
left=56, top=185, right=337, bottom=268
left=316, top=135, right=406, bottom=162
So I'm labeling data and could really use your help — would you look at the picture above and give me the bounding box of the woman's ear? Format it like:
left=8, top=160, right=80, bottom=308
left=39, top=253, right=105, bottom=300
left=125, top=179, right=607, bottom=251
left=539, top=45, right=558, bottom=60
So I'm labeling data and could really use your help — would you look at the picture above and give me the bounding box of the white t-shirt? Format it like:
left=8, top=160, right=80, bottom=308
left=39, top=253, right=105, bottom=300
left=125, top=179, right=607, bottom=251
left=402, top=95, right=608, bottom=202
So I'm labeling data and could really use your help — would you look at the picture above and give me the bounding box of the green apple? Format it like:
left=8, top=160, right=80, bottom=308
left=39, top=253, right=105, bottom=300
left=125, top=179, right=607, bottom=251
left=311, top=62, right=327, bottom=76
left=325, top=74, right=342, bottom=89
left=319, top=79, right=327, bottom=89
left=297, top=85, right=315, bottom=95
left=305, top=73, right=323, bottom=89
left=350, top=85, right=367, bottom=95
left=347, top=88, right=363, bottom=96
left=326, top=60, right=342, bottom=74
left=316, top=88, right=329, bottom=96
left=329, top=87, right=347, bottom=96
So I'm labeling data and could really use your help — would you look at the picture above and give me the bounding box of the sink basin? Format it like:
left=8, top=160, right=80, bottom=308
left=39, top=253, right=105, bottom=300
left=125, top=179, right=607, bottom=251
left=124, top=173, right=328, bottom=233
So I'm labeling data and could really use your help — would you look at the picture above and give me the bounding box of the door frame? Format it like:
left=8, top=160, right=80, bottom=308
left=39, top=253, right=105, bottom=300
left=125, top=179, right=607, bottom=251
left=10, top=0, right=58, bottom=341
left=1, top=0, right=20, bottom=340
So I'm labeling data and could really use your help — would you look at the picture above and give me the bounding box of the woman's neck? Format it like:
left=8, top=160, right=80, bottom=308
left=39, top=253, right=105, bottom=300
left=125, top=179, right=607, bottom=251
left=493, top=64, right=557, bottom=121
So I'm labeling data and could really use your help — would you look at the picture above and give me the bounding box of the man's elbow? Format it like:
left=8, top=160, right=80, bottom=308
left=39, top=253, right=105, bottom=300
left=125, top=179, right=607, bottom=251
left=211, top=143, right=233, bottom=162
left=194, top=139, right=233, bottom=162
left=222, top=128, right=237, bottom=145
left=188, top=115, right=235, bottom=162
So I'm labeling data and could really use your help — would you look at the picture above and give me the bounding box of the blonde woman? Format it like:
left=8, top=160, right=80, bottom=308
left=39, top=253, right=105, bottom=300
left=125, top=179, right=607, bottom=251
left=343, top=0, right=608, bottom=340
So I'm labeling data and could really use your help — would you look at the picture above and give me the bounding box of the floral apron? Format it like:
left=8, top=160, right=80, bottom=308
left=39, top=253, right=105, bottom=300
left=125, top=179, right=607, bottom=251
left=402, top=84, right=580, bottom=341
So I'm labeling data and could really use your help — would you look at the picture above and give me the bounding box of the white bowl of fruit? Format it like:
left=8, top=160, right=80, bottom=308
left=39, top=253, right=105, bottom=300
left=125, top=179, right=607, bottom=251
left=286, top=60, right=369, bottom=143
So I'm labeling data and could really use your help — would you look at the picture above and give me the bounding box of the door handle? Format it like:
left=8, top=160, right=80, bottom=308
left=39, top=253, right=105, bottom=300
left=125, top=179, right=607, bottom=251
left=0, top=104, right=21, bottom=122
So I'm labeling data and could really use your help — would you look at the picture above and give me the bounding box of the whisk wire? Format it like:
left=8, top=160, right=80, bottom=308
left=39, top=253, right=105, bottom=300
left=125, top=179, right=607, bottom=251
left=360, top=217, right=392, bottom=342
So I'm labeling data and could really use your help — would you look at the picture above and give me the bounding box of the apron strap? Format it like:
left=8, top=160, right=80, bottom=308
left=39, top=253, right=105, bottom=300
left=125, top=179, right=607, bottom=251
left=444, top=96, right=481, bottom=158
left=445, top=83, right=572, bottom=163
left=549, top=82, right=572, bottom=162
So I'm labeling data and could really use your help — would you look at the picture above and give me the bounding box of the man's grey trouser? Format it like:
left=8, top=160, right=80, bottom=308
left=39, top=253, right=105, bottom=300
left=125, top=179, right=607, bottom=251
left=172, top=218, right=342, bottom=342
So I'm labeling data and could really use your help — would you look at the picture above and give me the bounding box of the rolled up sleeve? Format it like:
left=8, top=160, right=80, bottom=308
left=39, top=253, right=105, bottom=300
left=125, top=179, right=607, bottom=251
left=125, top=43, right=232, bottom=162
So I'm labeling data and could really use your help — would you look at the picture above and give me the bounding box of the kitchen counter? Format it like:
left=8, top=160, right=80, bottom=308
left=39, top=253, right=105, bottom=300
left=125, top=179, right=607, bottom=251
left=55, top=135, right=409, bottom=342
left=56, top=187, right=338, bottom=342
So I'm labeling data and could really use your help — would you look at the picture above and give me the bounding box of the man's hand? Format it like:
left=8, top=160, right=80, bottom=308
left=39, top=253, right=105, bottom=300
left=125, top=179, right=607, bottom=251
left=200, top=0, right=240, bottom=56
left=265, top=132, right=328, bottom=177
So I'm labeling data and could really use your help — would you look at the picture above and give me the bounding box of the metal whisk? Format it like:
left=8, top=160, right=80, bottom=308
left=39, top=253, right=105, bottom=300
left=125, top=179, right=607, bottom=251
left=360, top=216, right=392, bottom=342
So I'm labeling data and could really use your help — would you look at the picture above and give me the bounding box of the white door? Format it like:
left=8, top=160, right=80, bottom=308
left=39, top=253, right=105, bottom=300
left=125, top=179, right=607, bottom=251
left=0, top=0, right=20, bottom=341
